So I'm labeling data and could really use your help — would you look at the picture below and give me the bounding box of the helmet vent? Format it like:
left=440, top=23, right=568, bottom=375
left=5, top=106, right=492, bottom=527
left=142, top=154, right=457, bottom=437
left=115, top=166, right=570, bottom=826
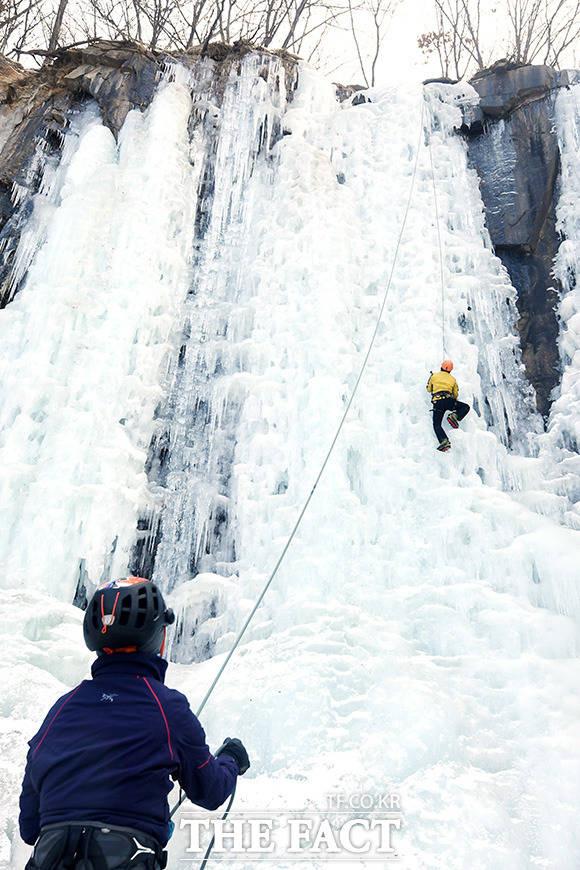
left=119, top=595, right=132, bottom=626
left=135, top=586, right=148, bottom=627
left=135, top=610, right=146, bottom=628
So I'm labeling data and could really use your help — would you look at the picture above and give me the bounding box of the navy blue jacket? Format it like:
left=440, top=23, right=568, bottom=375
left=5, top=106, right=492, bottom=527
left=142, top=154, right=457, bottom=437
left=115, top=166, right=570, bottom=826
left=19, top=653, right=238, bottom=846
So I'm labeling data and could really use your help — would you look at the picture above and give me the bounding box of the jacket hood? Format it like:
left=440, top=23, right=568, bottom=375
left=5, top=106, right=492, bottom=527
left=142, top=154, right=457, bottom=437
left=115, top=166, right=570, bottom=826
left=91, top=651, right=168, bottom=683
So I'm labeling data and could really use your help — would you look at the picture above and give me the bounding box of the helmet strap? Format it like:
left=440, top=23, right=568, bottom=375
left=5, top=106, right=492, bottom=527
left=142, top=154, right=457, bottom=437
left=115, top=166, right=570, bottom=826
left=101, top=646, right=138, bottom=655
left=100, top=591, right=121, bottom=634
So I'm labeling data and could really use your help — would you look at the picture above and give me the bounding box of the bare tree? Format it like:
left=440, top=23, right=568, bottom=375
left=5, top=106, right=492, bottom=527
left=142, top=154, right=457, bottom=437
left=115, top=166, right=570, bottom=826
left=418, top=0, right=487, bottom=80
left=136, top=0, right=176, bottom=48
left=0, top=0, right=402, bottom=86
left=369, top=0, right=395, bottom=85
left=418, top=28, right=452, bottom=78
left=261, top=0, right=288, bottom=46
left=506, top=0, right=580, bottom=66
left=0, top=0, right=46, bottom=57
left=507, top=0, right=542, bottom=61
left=148, top=0, right=211, bottom=49
left=460, top=0, right=484, bottom=67
left=282, top=1, right=352, bottom=60
left=347, top=0, right=367, bottom=83
left=420, top=0, right=580, bottom=79
left=48, top=0, right=70, bottom=50
left=82, top=0, right=139, bottom=42
left=348, top=0, right=399, bottom=87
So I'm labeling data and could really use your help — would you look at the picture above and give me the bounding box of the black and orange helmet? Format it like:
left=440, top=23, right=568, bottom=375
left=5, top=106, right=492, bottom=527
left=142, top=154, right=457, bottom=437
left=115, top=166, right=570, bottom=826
left=83, top=577, right=175, bottom=655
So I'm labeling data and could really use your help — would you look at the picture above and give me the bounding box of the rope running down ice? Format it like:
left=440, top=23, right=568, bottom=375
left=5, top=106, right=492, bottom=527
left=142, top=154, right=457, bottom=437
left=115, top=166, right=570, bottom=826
left=170, top=93, right=427, bottom=821
left=427, top=115, right=447, bottom=356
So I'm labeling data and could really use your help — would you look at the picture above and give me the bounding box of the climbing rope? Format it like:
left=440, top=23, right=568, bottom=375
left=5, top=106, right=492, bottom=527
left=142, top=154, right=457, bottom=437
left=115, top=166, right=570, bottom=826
left=426, top=107, right=447, bottom=357
left=199, top=785, right=237, bottom=870
left=170, top=93, right=427, bottom=832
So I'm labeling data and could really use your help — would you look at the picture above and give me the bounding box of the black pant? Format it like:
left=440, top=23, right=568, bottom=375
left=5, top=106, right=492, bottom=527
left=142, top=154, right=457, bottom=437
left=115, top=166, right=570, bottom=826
left=432, top=397, right=470, bottom=444
left=26, top=821, right=166, bottom=870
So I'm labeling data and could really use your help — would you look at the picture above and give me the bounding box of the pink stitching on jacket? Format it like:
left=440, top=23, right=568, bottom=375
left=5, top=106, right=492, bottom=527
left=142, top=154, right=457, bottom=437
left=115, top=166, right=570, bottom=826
left=32, top=685, right=83, bottom=757
left=141, top=676, right=174, bottom=760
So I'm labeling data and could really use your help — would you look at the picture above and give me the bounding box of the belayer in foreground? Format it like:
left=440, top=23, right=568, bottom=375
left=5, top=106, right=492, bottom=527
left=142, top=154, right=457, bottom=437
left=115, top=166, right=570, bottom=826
left=19, top=577, right=250, bottom=869
left=426, top=360, right=470, bottom=451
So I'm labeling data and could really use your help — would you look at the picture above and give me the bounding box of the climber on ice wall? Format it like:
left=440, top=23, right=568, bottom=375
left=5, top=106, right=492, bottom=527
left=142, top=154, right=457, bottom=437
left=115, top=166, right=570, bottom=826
left=426, top=360, right=470, bottom=451
left=19, top=577, right=250, bottom=870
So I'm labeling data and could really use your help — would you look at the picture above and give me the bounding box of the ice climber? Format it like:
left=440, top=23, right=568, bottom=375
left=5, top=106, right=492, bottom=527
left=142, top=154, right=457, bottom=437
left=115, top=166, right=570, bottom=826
left=426, top=360, right=470, bottom=451
left=19, top=576, right=250, bottom=869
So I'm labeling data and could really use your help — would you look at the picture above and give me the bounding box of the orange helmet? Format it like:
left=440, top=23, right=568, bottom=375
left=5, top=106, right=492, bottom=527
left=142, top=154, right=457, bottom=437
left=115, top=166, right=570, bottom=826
left=441, top=360, right=453, bottom=372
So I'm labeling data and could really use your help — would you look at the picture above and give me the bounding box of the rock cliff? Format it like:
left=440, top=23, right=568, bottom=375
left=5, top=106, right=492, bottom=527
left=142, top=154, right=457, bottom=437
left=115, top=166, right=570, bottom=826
left=465, top=62, right=579, bottom=416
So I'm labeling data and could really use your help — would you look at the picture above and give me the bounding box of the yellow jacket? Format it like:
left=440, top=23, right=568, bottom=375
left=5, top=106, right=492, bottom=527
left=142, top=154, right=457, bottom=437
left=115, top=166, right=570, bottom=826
left=427, top=370, right=458, bottom=400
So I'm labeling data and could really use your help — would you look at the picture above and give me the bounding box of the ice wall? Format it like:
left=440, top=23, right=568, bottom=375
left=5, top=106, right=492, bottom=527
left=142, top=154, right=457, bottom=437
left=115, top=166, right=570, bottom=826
left=171, top=73, right=580, bottom=869
left=137, top=56, right=288, bottom=599
left=0, top=76, right=197, bottom=601
left=541, top=83, right=580, bottom=524
left=0, top=56, right=579, bottom=870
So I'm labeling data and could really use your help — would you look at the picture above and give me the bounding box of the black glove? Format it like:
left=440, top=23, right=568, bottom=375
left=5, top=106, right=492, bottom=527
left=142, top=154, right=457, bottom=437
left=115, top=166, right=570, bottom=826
left=215, top=737, right=250, bottom=775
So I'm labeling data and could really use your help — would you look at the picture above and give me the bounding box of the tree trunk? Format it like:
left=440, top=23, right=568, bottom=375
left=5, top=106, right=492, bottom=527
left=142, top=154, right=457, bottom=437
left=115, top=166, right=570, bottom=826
left=48, top=0, right=69, bottom=51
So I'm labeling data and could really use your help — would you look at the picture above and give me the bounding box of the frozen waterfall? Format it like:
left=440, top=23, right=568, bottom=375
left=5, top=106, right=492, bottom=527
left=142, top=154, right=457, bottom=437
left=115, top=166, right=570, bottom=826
left=0, top=55, right=579, bottom=870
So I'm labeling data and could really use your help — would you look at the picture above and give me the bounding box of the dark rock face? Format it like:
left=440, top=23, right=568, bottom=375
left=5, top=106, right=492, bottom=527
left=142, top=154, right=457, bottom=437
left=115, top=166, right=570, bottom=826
left=470, top=62, right=556, bottom=118
left=58, top=41, right=160, bottom=134
left=496, top=247, right=560, bottom=417
left=0, top=40, right=298, bottom=308
left=466, top=65, right=571, bottom=416
left=0, top=44, right=158, bottom=306
left=0, top=88, right=83, bottom=307
left=334, top=83, right=366, bottom=102
left=468, top=98, right=559, bottom=250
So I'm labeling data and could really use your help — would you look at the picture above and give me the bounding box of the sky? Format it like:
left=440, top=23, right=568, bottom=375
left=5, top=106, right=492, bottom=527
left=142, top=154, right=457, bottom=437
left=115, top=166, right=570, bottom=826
left=310, top=0, right=481, bottom=86
left=321, top=0, right=578, bottom=88
left=317, top=0, right=491, bottom=86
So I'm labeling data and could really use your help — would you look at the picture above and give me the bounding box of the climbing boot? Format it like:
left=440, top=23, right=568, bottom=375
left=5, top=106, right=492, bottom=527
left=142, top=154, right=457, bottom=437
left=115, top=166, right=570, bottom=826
left=447, top=412, right=459, bottom=429
left=437, top=438, right=451, bottom=452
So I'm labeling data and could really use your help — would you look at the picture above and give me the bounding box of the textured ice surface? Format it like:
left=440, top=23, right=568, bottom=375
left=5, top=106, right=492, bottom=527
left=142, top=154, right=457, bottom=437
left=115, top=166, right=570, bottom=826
left=146, top=55, right=288, bottom=597
left=542, top=83, right=580, bottom=523
left=0, top=79, right=196, bottom=601
left=0, top=61, right=579, bottom=870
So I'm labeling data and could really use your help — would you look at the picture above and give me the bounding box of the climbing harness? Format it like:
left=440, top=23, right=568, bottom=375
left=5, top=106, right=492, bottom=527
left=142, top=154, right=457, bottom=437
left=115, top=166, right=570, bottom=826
left=426, top=103, right=447, bottom=357
left=169, top=94, right=427, bottom=864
